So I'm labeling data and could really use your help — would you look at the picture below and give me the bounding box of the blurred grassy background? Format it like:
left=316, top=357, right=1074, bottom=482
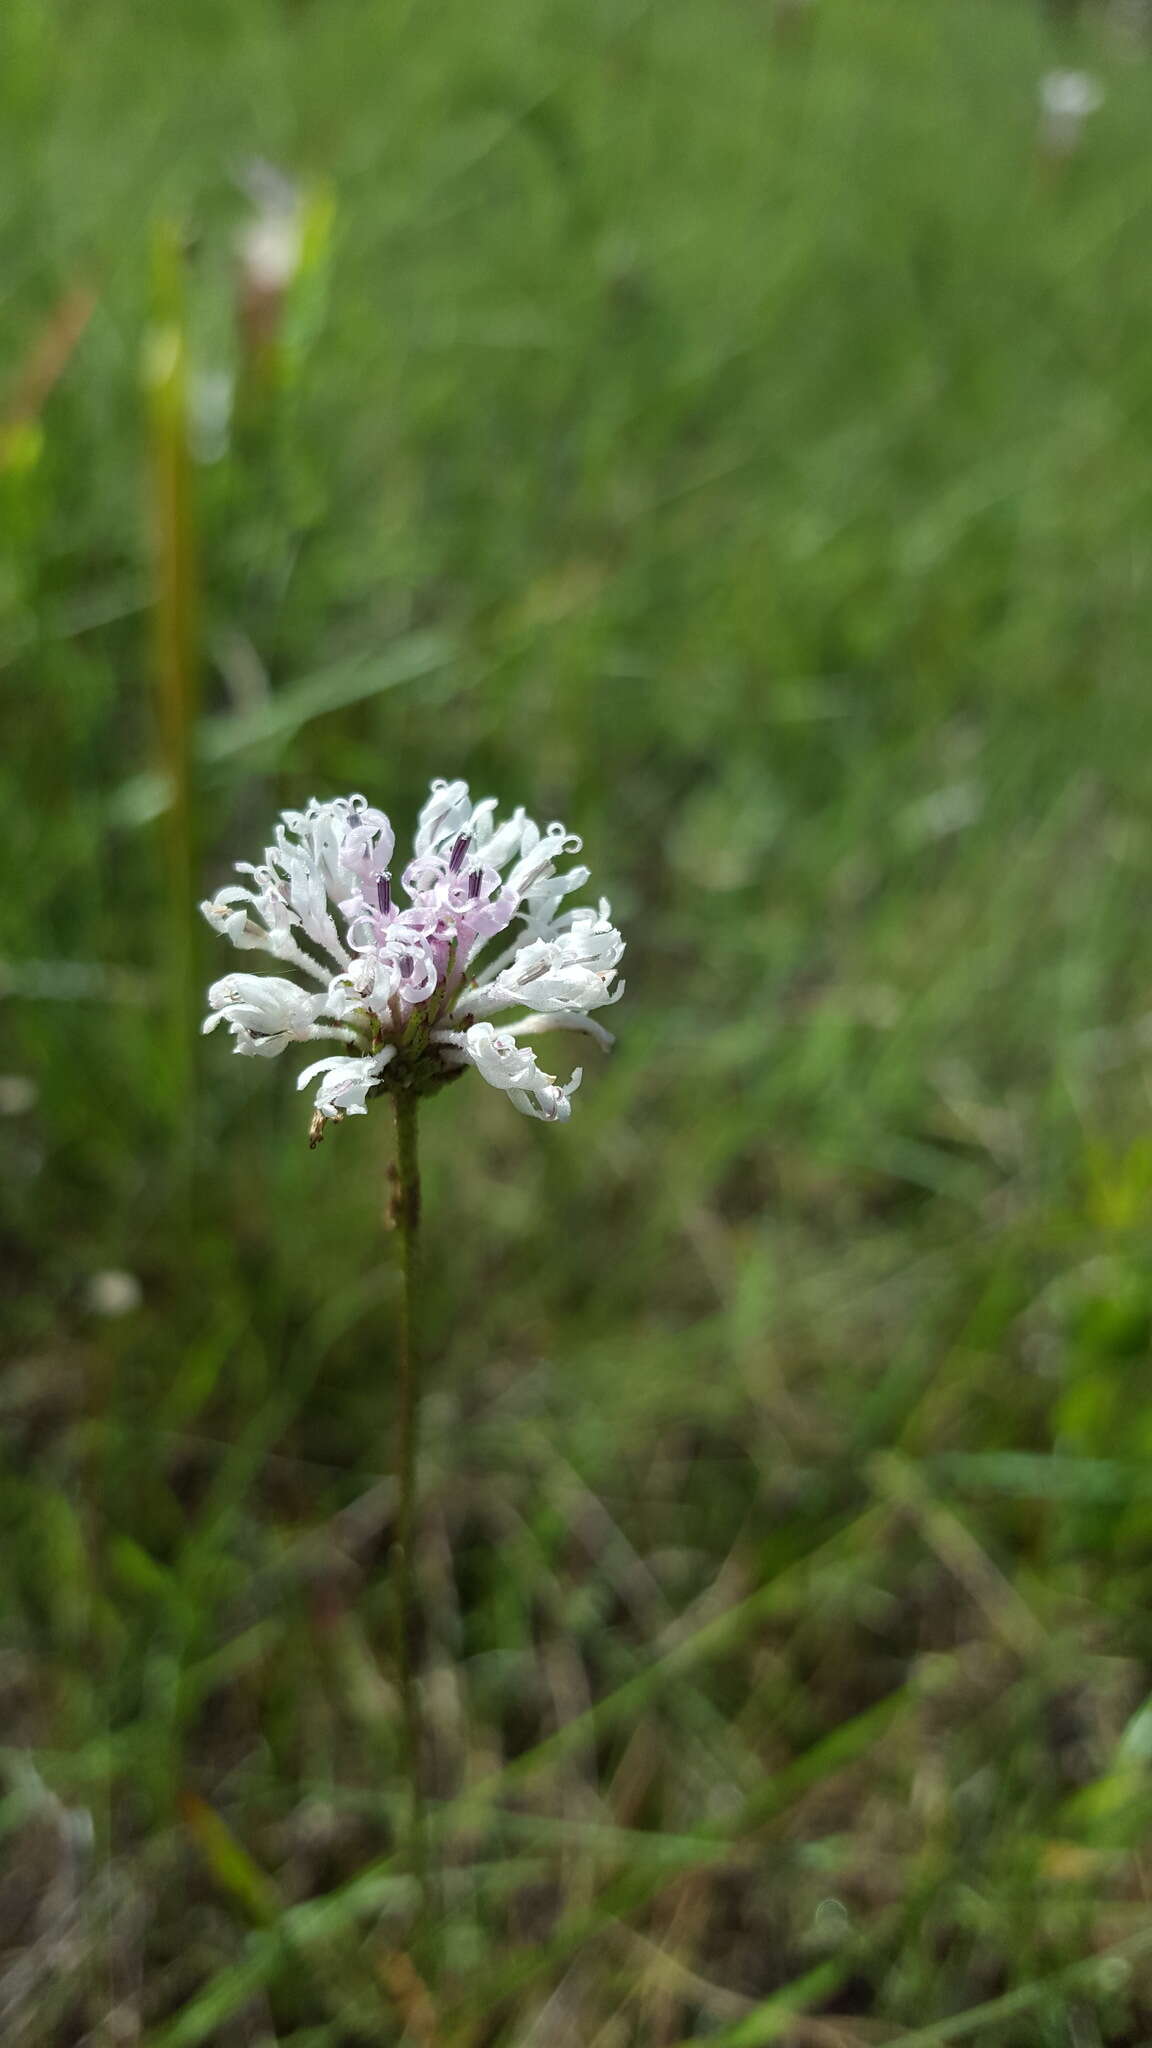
left=6, top=0, right=1152, bottom=2038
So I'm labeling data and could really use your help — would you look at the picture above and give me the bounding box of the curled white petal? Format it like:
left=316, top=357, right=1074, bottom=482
left=296, top=1048, right=395, bottom=1119
left=513, top=1010, right=616, bottom=1053
left=199, top=890, right=333, bottom=984
left=414, top=779, right=473, bottom=856
left=267, top=846, right=348, bottom=967
left=202, top=973, right=332, bottom=1056
left=471, top=907, right=625, bottom=1018
left=463, top=1022, right=581, bottom=1122
left=512, top=1067, right=582, bottom=1122
left=475, top=803, right=536, bottom=870
left=323, top=954, right=401, bottom=1021
left=276, top=796, right=393, bottom=902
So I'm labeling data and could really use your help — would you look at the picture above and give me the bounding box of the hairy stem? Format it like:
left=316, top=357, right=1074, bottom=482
left=392, top=1088, right=427, bottom=1920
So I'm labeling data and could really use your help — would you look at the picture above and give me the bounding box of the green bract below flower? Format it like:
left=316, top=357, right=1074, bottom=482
left=200, top=779, right=624, bottom=1142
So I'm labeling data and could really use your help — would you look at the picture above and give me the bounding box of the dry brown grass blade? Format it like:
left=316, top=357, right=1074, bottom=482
left=380, top=1949, right=439, bottom=2046
left=1, top=283, right=96, bottom=450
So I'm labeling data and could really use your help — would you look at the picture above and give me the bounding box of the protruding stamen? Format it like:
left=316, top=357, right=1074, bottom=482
left=376, top=873, right=392, bottom=914
left=467, top=869, right=483, bottom=900
left=449, top=833, right=470, bottom=874
left=517, top=858, right=554, bottom=893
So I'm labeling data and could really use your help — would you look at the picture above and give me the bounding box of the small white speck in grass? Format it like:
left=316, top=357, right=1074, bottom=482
left=0, top=1075, right=37, bottom=1115
left=87, top=1271, right=143, bottom=1318
left=1039, top=70, right=1105, bottom=158
left=812, top=1897, right=852, bottom=1943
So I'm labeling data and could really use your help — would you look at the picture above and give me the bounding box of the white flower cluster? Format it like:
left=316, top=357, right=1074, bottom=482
left=1038, top=70, right=1104, bottom=156
left=201, top=780, right=624, bottom=1137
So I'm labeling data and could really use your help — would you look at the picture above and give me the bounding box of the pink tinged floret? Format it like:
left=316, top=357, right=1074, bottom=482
left=338, top=807, right=395, bottom=891
left=413, top=779, right=471, bottom=857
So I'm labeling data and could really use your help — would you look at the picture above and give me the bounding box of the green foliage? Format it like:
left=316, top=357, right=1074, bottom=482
left=4, top=0, right=1152, bottom=2036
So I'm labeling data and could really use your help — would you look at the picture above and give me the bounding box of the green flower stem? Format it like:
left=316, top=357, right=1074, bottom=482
left=391, top=1087, right=427, bottom=1921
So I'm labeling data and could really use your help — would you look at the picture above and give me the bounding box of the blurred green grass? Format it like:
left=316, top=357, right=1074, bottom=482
left=6, top=0, right=1152, bottom=2038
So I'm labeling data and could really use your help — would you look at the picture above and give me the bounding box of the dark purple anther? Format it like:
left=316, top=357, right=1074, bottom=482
left=467, top=868, right=483, bottom=900
left=400, top=954, right=414, bottom=979
left=376, top=873, right=393, bottom=914
left=448, top=833, right=470, bottom=874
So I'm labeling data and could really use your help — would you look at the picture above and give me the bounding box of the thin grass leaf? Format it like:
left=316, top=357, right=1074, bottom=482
left=875, top=1927, right=1152, bottom=2047
left=446, top=1684, right=913, bottom=2020
left=110, top=630, right=459, bottom=827
left=443, top=1506, right=889, bottom=1833
left=143, top=219, right=201, bottom=1113
left=179, top=1791, right=281, bottom=1928
left=667, top=1958, right=860, bottom=2047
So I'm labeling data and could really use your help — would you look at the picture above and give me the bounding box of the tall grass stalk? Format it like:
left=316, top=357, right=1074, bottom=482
left=144, top=221, right=200, bottom=1118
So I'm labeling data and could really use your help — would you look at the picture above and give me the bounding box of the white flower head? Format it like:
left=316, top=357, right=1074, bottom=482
left=236, top=160, right=305, bottom=295
left=201, top=780, right=622, bottom=1140
left=1040, top=70, right=1105, bottom=122
left=1039, top=70, right=1105, bottom=155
